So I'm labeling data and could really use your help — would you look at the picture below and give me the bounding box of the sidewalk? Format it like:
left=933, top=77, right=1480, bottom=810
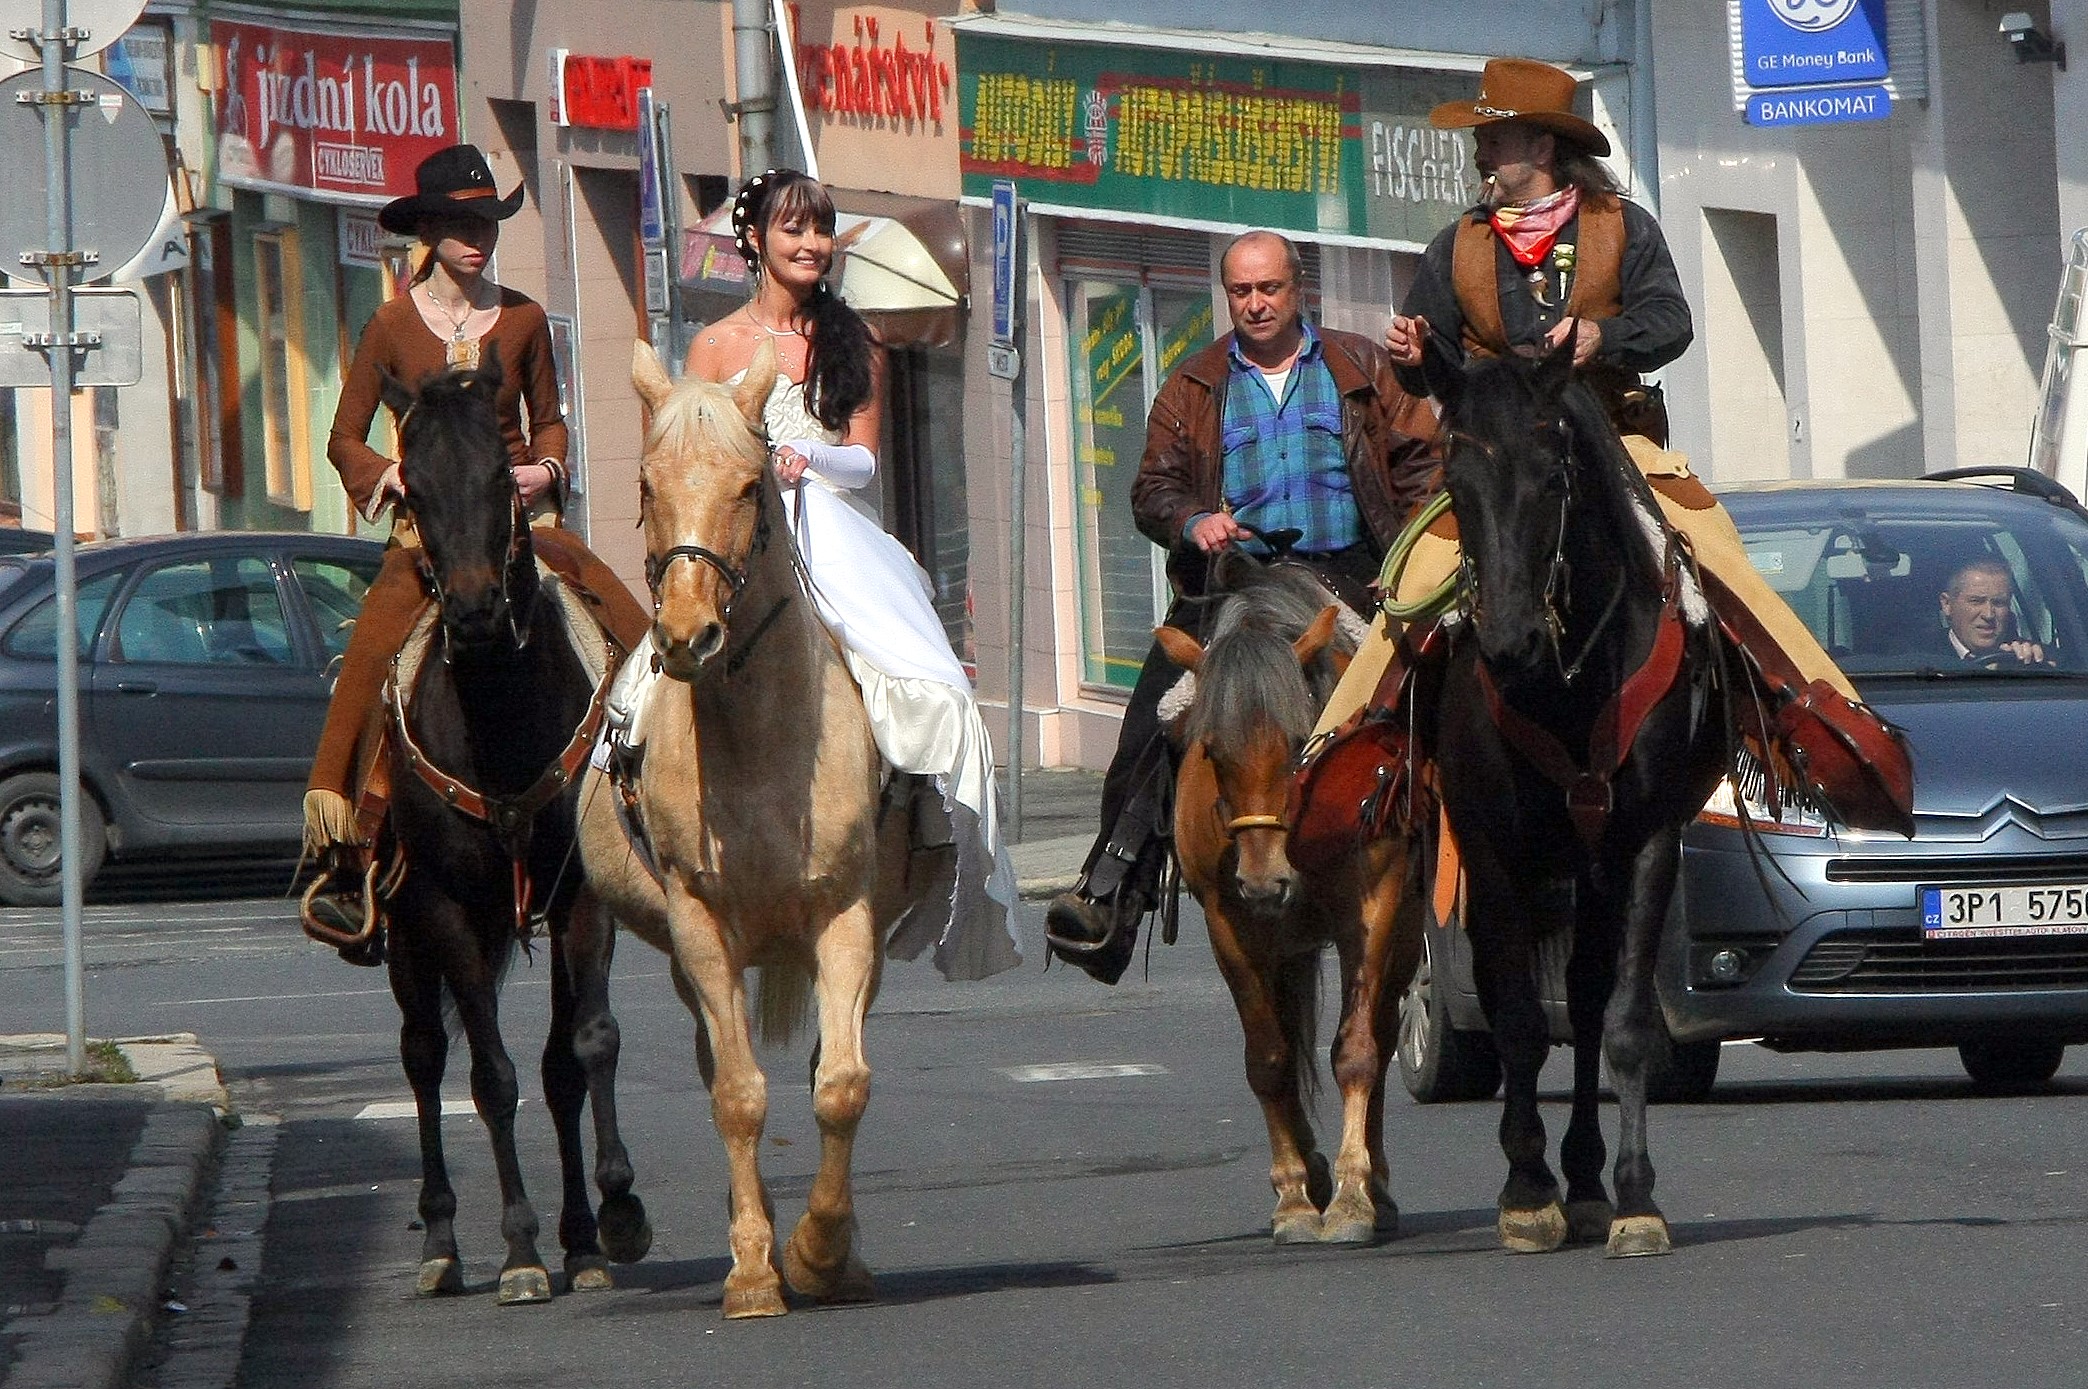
left=0, top=1035, right=230, bottom=1389
left=1002, top=765, right=1103, bottom=900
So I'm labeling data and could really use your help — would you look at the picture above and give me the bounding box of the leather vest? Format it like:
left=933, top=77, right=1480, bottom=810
left=1450, top=194, right=1625, bottom=359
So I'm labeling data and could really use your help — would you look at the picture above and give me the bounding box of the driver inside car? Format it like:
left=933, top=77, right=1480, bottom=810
left=1938, top=556, right=2051, bottom=665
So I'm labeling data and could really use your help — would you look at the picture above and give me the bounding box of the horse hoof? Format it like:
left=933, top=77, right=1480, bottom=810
left=416, top=1257, right=464, bottom=1297
left=1566, top=1199, right=1617, bottom=1245
left=567, top=1255, right=614, bottom=1292
left=497, top=1266, right=554, bottom=1305
left=1498, top=1202, right=1569, bottom=1254
left=1606, top=1214, right=1673, bottom=1258
left=722, top=1281, right=789, bottom=1319
left=1271, top=1208, right=1322, bottom=1245
left=1317, top=1187, right=1383, bottom=1245
left=599, top=1193, right=653, bottom=1265
left=781, top=1232, right=876, bottom=1303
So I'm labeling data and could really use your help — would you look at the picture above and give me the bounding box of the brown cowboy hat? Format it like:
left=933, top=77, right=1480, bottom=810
left=377, top=145, right=526, bottom=234
left=1429, top=58, right=1610, bottom=158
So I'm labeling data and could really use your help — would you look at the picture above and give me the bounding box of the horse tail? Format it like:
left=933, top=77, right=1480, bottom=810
left=754, top=961, right=816, bottom=1048
left=1274, top=951, right=1323, bottom=1106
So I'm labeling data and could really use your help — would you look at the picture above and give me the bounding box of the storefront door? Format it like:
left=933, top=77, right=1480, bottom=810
left=1067, top=280, right=1215, bottom=690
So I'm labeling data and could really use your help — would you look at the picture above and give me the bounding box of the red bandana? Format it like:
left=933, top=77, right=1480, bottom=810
left=1490, top=186, right=1581, bottom=268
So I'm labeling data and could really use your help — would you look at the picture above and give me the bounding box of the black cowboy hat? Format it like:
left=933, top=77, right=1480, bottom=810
left=377, top=145, right=526, bottom=234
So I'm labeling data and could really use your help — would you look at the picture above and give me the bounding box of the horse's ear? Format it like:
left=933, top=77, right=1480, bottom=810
left=1419, top=331, right=1464, bottom=416
left=1534, top=323, right=1576, bottom=398
left=378, top=368, right=414, bottom=419
left=475, top=348, right=505, bottom=393
left=734, top=338, right=780, bottom=429
left=632, top=340, right=675, bottom=413
left=1155, top=624, right=1204, bottom=673
left=1293, top=605, right=1340, bottom=666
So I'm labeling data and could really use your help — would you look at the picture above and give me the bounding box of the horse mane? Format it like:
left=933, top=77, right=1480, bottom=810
left=1185, top=555, right=1356, bottom=761
left=400, top=368, right=508, bottom=484
left=644, top=375, right=769, bottom=471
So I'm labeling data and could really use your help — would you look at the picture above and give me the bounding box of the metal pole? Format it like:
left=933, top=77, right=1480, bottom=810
left=37, top=0, right=85, bottom=1076
left=729, top=0, right=775, bottom=180
left=1003, top=208, right=1029, bottom=842
left=1006, top=351, right=1027, bottom=842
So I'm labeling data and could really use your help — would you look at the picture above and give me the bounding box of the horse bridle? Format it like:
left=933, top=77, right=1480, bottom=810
left=1446, top=416, right=1623, bottom=686
left=642, top=481, right=771, bottom=614
left=410, top=484, right=539, bottom=654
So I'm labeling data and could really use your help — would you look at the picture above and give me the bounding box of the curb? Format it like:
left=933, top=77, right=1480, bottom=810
left=3, top=1041, right=228, bottom=1389
left=1010, top=832, right=1089, bottom=901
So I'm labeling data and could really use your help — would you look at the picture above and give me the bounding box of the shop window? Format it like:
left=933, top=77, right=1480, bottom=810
left=253, top=225, right=313, bottom=511
left=1066, top=279, right=1217, bottom=690
left=886, top=348, right=972, bottom=670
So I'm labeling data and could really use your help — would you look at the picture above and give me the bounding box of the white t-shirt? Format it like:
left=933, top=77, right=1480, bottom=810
left=1259, top=366, right=1292, bottom=403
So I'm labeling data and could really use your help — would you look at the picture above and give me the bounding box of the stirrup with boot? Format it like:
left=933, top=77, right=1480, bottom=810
left=300, top=848, right=387, bottom=967
left=1045, top=887, right=1146, bottom=986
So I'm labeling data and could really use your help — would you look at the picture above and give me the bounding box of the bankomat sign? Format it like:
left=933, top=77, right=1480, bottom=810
left=1739, top=0, right=1889, bottom=88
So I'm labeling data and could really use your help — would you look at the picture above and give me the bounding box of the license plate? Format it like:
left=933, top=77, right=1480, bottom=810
left=1921, top=883, right=2088, bottom=938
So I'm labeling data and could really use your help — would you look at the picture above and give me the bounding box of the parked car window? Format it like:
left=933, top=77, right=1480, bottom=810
left=1740, top=506, right=2088, bottom=675
left=113, top=558, right=293, bottom=666
left=290, top=554, right=380, bottom=662
left=1, top=570, right=121, bottom=659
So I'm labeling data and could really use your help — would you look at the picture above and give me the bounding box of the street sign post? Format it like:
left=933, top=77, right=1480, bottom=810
left=1, top=0, right=173, bottom=1076
left=0, top=0, right=143, bottom=62
left=989, top=178, right=1028, bottom=835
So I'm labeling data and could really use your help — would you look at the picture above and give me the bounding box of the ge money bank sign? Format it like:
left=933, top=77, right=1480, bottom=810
left=1737, top=0, right=1892, bottom=128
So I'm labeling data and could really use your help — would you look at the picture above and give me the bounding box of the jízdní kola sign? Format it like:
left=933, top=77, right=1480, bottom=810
left=1734, top=0, right=1893, bottom=128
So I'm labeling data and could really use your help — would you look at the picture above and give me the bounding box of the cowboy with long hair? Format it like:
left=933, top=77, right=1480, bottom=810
left=1313, top=58, right=1865, bottom=740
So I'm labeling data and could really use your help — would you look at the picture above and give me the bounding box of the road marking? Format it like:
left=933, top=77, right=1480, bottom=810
left=155, top=987, right=393, bottom=1006
left=996, top=1062, right=1168, bottom=1083
left=355, top=1098, right=523, bottom=1120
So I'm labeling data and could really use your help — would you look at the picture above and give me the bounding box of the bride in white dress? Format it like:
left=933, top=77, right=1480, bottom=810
left=681, top=169, right=1019, bottom=980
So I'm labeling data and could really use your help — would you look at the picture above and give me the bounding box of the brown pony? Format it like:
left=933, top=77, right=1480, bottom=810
left=579, top=341, right=933, bottom=1319
left=1157, top=553, right=1423, bottom=1243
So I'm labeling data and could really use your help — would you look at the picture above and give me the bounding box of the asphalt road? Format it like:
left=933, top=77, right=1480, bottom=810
left=3, top=895, right=2087, bottom=1389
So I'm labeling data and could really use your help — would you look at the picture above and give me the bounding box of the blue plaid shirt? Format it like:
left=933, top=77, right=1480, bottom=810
left=1212, top=322, right=1360, bottom=555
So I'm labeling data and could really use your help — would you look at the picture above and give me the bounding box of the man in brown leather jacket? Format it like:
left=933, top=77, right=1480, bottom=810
left=1046, top=230, right=1437, bottom=984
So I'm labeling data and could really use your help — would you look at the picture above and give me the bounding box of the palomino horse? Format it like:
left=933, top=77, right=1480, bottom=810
left=374, top=360, right=650, bottom=1302
left=579, top=340, right=929, bottom=1319
left=1419, top=338, right=1726, bottom=1257
left=1156, top=552, right=1422, bottom=1244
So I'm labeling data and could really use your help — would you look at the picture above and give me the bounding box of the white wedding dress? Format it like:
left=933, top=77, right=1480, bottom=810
left=738, top=370, right=1021, bottom=980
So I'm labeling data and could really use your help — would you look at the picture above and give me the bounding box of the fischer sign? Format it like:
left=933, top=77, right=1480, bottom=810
left=211, top=18, right=458, bottom=205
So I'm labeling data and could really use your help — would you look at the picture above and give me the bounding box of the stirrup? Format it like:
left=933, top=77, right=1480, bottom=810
left=301, top=857, right=385, bottom=959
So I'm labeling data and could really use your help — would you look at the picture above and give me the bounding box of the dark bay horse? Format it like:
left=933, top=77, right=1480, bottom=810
left=1421, top=338, right=1726, bottom=1258
left=377, top=360, right=649, bottom=1302
left=1157, top=553, right=1421, bottom=1244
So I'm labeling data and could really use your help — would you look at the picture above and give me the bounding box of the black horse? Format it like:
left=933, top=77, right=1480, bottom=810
left=377, top=360, right=650, bottom=1301
left=1420, top=338, right=1726, bottom=1258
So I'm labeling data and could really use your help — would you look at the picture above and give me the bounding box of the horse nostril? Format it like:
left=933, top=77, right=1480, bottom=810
left=692, top=623, right=724, bottom=661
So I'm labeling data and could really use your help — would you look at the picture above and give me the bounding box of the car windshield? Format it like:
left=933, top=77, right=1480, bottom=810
left=1730, top=489, right=2088, bottom=678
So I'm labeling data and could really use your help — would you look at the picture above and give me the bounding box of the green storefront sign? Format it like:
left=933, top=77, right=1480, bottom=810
left=958, top=32, right=1480, bottom=250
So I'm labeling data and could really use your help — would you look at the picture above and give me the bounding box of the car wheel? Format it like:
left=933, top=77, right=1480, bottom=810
left=1647, top=1030, right=1722, bottom=1104
left=1958, top=1039, right=2065, bottom=1093
left=0, top=772, right=107, bottom=908
left=1397, top=933, right=1501, bottom=1103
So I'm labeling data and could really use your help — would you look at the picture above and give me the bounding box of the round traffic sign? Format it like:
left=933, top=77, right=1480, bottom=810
left=0, top=0, right=150, bottom=63
left=0, top=67, right=171, bottom=285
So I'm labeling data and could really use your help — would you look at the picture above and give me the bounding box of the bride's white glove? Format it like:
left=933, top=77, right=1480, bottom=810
left=778, top=438, right=876, bottom=490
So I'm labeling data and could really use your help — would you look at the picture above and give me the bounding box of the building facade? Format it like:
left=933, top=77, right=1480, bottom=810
left=951, top=1, right=1649, bottom=769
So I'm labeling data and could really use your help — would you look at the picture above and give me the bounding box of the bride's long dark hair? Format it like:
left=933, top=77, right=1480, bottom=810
left=731, top=169, right=876, bottom=434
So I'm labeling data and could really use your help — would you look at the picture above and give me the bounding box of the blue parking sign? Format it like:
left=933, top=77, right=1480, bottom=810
left=991, top=179, right=1019, bottom=347
left=1740, top=0, right=1889, bottom=89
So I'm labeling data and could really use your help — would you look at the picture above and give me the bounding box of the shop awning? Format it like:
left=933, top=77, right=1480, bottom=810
left=681, top=191, right=968, bottom=349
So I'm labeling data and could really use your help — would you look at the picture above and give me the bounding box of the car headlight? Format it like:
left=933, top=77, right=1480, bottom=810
left=1697, top=773, right=1829, bottom=837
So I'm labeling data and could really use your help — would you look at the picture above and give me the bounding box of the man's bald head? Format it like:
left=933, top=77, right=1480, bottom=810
left=1220, top=230, right=1302, bottom=285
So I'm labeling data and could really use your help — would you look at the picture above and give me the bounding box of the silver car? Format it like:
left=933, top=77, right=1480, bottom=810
left=1400, top=469, right=2088, bottom=1103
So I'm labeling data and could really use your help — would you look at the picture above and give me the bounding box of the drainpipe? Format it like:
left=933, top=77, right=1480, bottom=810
left=731, top=0, right=776, bottom=180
